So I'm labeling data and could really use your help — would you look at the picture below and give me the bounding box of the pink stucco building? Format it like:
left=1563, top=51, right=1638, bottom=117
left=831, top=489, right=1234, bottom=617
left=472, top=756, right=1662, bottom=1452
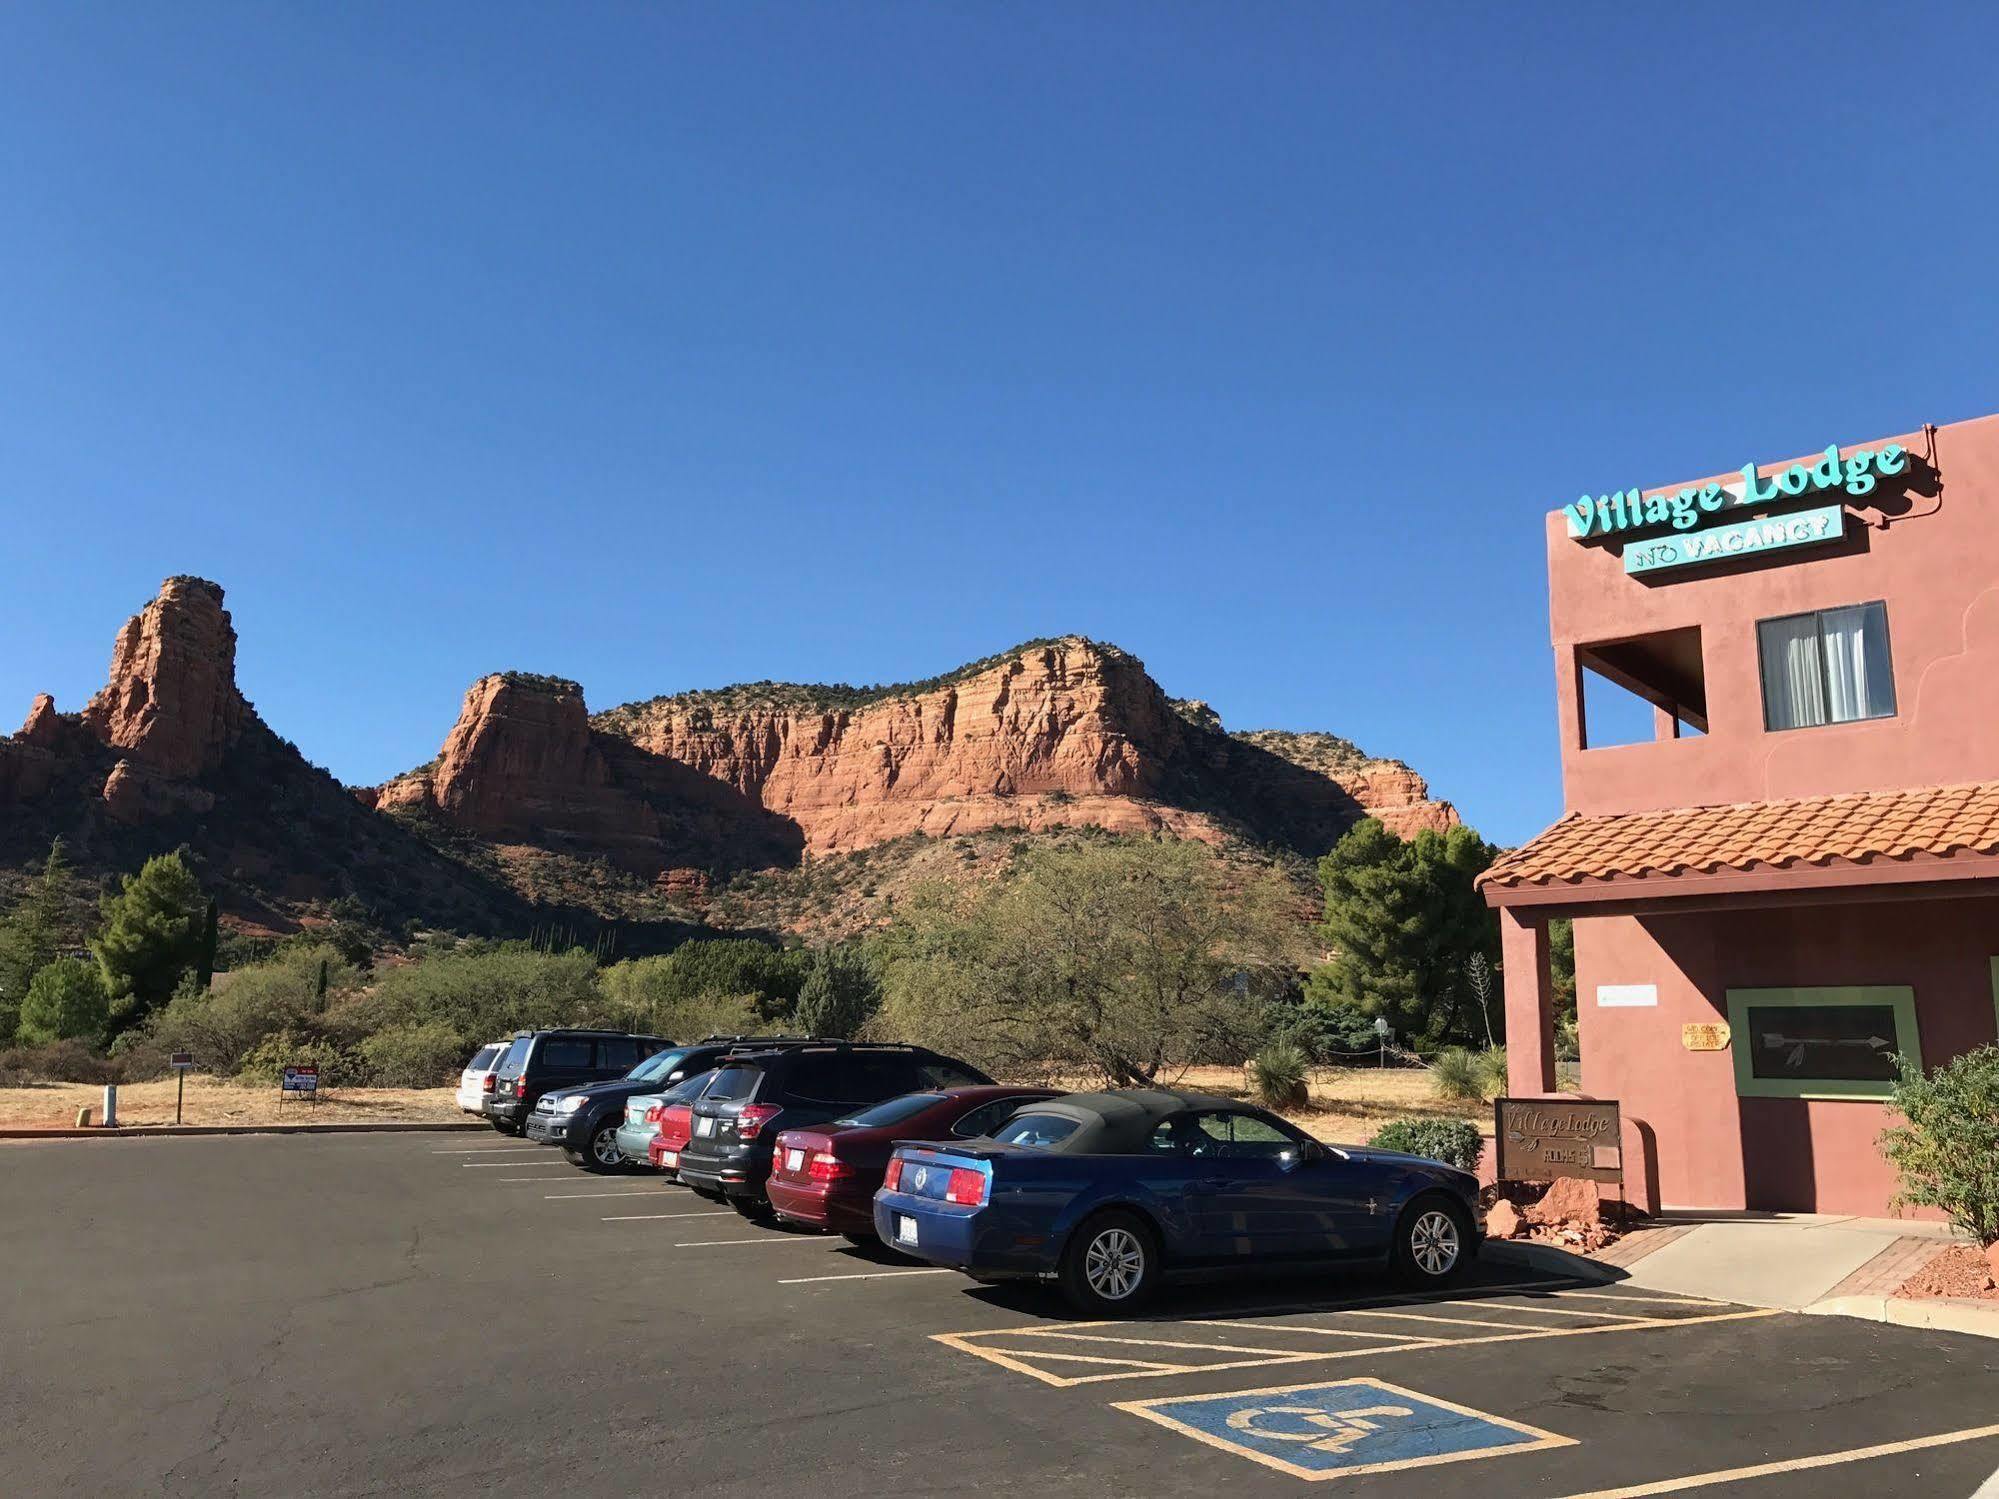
left=1482, top=410, right=1999, bottom=1216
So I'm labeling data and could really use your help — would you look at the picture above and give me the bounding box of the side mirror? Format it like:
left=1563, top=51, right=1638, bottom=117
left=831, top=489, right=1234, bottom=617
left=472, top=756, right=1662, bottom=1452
left=1297, top=1140, right=1327, bottom=1164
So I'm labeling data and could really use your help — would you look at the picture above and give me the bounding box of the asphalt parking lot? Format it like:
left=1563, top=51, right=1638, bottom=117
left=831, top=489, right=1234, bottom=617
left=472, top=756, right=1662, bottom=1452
left=3, top=1134, right=1997, bottom=1497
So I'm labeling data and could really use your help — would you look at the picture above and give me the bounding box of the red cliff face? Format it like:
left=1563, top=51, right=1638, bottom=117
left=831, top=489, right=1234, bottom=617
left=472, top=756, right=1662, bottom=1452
left=378, top=638, right=1457, bottom=870
left=375, top=674, right=799, bottom=872
left=80, top=576, right=246, bottom=779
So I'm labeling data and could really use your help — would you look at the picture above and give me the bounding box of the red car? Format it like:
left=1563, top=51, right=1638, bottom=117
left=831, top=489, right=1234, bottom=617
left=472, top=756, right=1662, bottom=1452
left=648, top=1099, right=697, bottom=1177
left=767, top=1085, right=1059, bottom=1240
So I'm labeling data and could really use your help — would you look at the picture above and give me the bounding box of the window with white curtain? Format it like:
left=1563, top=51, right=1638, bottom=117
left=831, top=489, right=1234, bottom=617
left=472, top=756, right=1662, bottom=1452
left=1757, top=601, right=1896, bottom=731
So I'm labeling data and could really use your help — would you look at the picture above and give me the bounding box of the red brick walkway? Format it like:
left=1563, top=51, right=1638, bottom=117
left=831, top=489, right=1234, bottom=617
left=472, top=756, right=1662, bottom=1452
left=1823, top=1236, right=1958, bottom=1299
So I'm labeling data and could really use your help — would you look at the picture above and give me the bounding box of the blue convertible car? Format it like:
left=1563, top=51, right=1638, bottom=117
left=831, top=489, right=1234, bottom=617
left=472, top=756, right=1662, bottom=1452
left=873, top=1089, right=1482, bottom=1313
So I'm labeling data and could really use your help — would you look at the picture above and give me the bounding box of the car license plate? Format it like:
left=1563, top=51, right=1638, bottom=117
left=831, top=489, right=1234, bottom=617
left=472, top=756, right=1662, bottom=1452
left=896, top=1214, right=918, bottom=1246
left=660, top=1149, right=678, bottom=1168
left=695, top=1116, right=715, bottom=1137
left=785, top=1147, right=805, bottom=1173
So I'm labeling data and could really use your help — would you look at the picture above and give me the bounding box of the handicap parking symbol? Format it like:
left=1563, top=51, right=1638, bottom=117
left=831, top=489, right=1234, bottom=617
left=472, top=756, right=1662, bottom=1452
left=1114, top=1377, right=1575, bottom=1480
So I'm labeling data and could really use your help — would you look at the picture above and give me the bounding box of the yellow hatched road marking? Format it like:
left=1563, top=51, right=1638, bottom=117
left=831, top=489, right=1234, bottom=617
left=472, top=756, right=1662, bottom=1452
left=1003, top=1330, right=1355, bottom=1358
left=1545, top=1289, right=1724, bottom=1307
left=989, top=1350, right=1196, bottom=1372
left=1338, top=1308, right=1623, bottom=1332
left=1552, top=1421, right=1999, bottom=1498
left=1184, top=1319, right=1444, bottom=1342
left=932, top=1307, right=1781, bottom=1388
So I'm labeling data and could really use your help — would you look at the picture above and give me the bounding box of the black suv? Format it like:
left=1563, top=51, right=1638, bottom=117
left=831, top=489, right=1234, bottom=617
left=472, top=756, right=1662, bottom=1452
left=677, top=1043, right=992, bottom=1216
left=524, top=1034, right=833, bottom=1172
left=484, top=1029, right=672, bottom=1136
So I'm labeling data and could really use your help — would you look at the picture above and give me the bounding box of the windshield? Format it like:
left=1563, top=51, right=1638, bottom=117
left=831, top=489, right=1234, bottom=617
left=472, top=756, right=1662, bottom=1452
left=627, top=1047, right=693, bottom=1082
left=991, top=1113, right=1080, bottom=1149
left=702, top=1065, right=762, bottom=1103
left=834, top=1093, right=944, bottom=1128
left=494, top=1037, right=531, bottom=1077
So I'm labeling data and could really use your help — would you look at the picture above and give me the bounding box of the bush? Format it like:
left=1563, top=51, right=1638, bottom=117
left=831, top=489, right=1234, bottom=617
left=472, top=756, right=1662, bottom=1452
left=1273, top=996, right=1381, bottom=1063
left=1478, top=1045, right=1509, bottom=1098
left=356, top=947, right=603, bottom=1043
left=1880, top=1045, right=1999, bottom=1245
left=1369, top=1117, right=1485, bottom=1172
left=598, top=940, right=809, bottom=1034
left=144, top=946, right=355, bottom=1073
left=0, top=1039, right=125, bottom=1087
left=17, top=957, right=110, bottom=1046
left=1251, top=1039, right=1310, bottom=1109
left=354, top=1022, right=466, bottom=1088
left=237, top=1033, right=358, bottom=1089
left=793, top=945, right=880, bottom=1040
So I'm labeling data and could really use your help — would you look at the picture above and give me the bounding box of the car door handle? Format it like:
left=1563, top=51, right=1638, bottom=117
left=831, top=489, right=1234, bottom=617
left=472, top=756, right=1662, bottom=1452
left=1190, top=1177, right=1228, bottom=1192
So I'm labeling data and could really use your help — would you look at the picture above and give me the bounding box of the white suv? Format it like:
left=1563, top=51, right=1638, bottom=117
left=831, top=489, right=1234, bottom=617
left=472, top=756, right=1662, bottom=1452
left=455, top=1041, right=510, bottom=1115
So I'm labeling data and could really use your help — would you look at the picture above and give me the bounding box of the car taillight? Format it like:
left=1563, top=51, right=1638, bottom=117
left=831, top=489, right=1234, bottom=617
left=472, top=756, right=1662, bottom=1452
left=736, top=1104, right=780, bottom=1141
left=513, top=1078, right=526, bottom=1097
left=945, top=1167, right=986, bottom=1206
left=644, top=1104, right=661, bottom=1124
left=883, top=1156, right=904, bottom=1191
left=481, top=1075, right=495, bottom=1093
left=807, top=1151, right=857, bottom=1183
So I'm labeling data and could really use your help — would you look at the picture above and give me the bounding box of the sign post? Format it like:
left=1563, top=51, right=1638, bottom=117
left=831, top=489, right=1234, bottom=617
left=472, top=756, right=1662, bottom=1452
left=169, top=1051, right=194, bottom=1125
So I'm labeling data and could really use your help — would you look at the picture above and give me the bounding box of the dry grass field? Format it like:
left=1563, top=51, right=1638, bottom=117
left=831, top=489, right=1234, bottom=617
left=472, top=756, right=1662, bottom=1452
left=0, top=1075, right=470, bottom=1129
left=0, top=1063, right=1502, bottom=1139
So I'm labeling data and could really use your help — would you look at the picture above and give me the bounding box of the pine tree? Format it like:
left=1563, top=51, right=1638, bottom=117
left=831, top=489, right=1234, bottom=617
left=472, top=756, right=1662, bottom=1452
left=17, top=956, right=109, bottom=1046
left=792, top=944, right=881, bottom=1040
left=92, top=850, right=208, bottom=1033
left=0, top=840, right=75, bottom=1043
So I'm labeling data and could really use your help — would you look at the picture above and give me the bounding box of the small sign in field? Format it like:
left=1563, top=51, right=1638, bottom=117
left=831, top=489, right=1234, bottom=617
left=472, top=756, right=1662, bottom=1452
left=1494, top=1097, right=1622, bottom=1187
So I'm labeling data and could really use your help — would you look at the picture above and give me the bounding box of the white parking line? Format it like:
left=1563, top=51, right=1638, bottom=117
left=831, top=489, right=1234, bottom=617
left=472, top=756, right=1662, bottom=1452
left=494, top=1176, right=577, bottom=1182
left=778, top=1268, right=957, bottom=1285
left=544, top=1189, right=684, bottom=1200
left=602, top=1211, right=733, bottom=1222
left=462, top=1160, right=563, bottom=1168
left=673, top=1235, right=833, bottom=1248
left=431, top=1147, right=542, bottom=1155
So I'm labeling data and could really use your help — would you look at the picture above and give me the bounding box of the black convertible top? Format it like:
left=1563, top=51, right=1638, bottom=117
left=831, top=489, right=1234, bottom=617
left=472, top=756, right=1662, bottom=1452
left=1004, top=1088, right=1245, bottom=1155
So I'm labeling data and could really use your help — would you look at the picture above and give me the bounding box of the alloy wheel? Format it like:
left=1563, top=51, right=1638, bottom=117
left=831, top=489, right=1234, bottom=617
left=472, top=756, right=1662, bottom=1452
left=592, top=1128, right=622, bottom=1167
left=1410, top=1209, right=1460, bottom=1276
left=1084, top=1227, right=1145, bottom=1301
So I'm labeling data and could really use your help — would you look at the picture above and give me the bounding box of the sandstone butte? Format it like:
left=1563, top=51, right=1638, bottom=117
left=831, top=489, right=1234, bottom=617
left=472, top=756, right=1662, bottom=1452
left=2, top=577, right=1459, bottom=883
left=367, top=637, right=1459, bottom=870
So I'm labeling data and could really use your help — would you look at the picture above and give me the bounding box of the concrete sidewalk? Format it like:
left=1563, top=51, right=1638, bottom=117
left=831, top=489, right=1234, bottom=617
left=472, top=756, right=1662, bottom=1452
left=1549, top=1210, right=1999, bottom=1340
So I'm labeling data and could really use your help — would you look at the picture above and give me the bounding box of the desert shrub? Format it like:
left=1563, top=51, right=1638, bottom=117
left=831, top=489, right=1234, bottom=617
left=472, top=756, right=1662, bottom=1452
left=354, top=1022, right=466, bottom=1088
left=144, top=946, right=357, bottom=1073
left=354, top=946, right=602, bottom=1044
left=17, top=957, right=110, bottom=1046
left=598, top=940, right=809, bottom=1036
left=0, top=1038, right=125, bottom=1087
left=237, top=1033, right=358, bottom=1089
left=1251, top=1039, right=1310, bottom=1109
left=1429, top=1047, right=1484, bottom=1102
left=1430, top=1046, right=1508, bottom=1103
left=1369, top=1117, right=1485, bottom=1172
left=1880, top=1045, right=1999, bottom=1245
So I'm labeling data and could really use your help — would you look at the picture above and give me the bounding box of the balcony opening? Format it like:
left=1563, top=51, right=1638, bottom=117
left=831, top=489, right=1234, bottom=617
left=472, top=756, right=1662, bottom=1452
left=1576, top=625, right=1707, bottom=749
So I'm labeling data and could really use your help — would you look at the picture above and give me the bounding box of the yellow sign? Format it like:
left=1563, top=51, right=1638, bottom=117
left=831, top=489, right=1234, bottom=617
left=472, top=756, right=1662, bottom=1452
left=1683, top=1022, right=1731, bottom=1051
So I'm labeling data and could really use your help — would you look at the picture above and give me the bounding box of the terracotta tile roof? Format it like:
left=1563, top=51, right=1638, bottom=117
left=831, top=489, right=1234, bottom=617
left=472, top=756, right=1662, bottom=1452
left=1480, top=780, right=1999, bottom=890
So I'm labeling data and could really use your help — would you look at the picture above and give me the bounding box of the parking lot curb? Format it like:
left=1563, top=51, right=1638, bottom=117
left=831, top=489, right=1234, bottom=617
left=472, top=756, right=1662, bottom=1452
left=1483, top=1239, right=1623, bottom=1284
left=0, top=1121, right=488, bottom=1140
left=1806, top=1294, right=1999, bottom=1341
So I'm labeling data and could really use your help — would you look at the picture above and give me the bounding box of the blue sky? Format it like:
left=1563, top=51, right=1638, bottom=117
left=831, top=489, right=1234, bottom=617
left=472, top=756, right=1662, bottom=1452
left=3, top=4, right=1996, bottom=846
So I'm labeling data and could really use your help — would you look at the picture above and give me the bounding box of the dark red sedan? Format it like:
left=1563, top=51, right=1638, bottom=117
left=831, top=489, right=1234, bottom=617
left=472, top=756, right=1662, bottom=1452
left=767, top=1085, right=1059, bottom=1239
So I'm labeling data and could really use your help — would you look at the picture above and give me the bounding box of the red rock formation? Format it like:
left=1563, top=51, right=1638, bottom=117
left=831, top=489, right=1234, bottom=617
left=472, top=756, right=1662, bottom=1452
left=101, top=758, right=217, bottom=823
left=378, top=638, right=1458, bottom=870
left=81, top=577, right=245, bottom=778
left=19, top=694, right=61, bottom=747
left=377, top=674, right=799, bottom=873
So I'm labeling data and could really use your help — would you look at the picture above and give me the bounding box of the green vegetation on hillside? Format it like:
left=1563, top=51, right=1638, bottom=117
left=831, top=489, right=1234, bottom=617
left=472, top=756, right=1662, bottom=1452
left=1232, top=728, right=1396, bottom=776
